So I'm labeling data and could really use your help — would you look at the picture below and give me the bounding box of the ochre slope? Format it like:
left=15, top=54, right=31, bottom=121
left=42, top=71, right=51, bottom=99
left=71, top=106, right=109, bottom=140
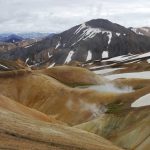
left=0, top=94, right=60, bottom=123
left=0, top=108, right=123, bottom=150
left=76, top=107, right=150, bottom=150
left=0, top=69, right=150, bottom=125
left=0, top=72, right=118, bottom=125
left=40, top=66, right=107, bottom=86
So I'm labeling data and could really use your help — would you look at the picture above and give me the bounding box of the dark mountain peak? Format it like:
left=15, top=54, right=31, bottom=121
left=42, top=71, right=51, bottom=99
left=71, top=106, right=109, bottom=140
left=84, top=18, right=130, bottom=34
left=8, top=34, right=23, bottom=39
left=86, top=18, right=112, bottom=27
left=4, top=34, right=23, bottom=43
left=0, top=34, right=23, bottom=43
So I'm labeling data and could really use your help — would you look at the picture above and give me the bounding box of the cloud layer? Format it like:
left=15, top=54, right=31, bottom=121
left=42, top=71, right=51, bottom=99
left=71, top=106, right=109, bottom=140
left=0, top=0, right=150, bottom=33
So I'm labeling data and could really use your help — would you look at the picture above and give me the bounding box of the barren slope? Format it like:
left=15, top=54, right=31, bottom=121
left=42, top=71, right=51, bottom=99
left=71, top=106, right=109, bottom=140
left=40, top=65, right=107, bottom=86
left=0, top=94, right=60, bottom=123
left=76, top=107, right=150, bottom=150
left=0, top=68, right=150, bottom=125
left=0, top=108, right=123, bottom=150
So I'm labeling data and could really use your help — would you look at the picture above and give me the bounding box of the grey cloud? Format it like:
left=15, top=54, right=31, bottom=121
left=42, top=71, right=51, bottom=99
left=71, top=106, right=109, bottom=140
left=0, top=0, right=150, bottom=33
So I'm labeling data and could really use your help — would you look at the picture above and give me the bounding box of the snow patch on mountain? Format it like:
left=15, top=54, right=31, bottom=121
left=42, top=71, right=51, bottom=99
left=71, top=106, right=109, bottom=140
left=48, top=63, right=55, bottom=68
left=0, top=64, right=8, bottom=69
left=74, top=23, right=114, bottom=45
left=48, top=52, right=52, bottom=58
left=102, top=52, right=150, bottom=63
left=63, top=43, right=66, bottom=47
left=64, top=51, right=74, bottom=64
left=131, top=94, right=150, bottom=107
left=136, top=52, right=150, bottom=59
left=116, top=33, right=121, bottom=36
left=102, top=51, right=109, bottom=58
left=93, top=68, right=124, bottom=74
left=131, top=28, right=137, bottom=33
left=139, top=32, right=144, bottom=35
left=77, top=27, right=102, bottom=42
left=124, top=60, right=140, bottom=64
left=90, top=63, right=117, bottom=70
left=25, top=44, right=33, bottom=48
left=107, top=32, right=112, bottom=45
left=147, top=59, right=150, bottom=63
left=25, top=58, right=29, bottom=64
left=105, top=71, right=150, bottom=80
left=102, top=55, right=133, bottom=62
left=86, top=50, right=92, bottom=61
left=71, top=42, right=76, bottom=46
left=55, top=41, right=61, bottom=49
left=74, top=23, right=87, bottom=34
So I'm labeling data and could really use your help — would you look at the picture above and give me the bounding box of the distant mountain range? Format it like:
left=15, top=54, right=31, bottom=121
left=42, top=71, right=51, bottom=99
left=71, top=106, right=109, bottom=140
left=0, top=34, right=23, bottom=43
left=17, top=32, right=52, bottom=39
left=0, top=33, right=52, bottom=43
left=0, top=19, right=150, bottom=66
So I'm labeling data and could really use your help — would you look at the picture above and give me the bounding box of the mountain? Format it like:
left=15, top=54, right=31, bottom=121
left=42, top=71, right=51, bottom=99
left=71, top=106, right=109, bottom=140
left=0, top=42, right=17, bottom=52
left=17, top=32, right=52, bottom=39
left=0, top=39, right=40, bottom=53
left=0, top=33, right=12, bottom=41
left=130, top=27, right=150, bottom=37
left=0, top=32, right=51, bottom=41
left=0, top=19, right=150, bottom=66
left=0, top=33, right=53, bottom=55
left=0, top=34, right=23, bottom=43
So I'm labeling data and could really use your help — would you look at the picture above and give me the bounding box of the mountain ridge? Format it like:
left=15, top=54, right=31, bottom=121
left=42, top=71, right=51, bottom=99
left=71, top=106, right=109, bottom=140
left=130, top=27, right=150, bottom=37
left=0, top=19, right=150, bottom=66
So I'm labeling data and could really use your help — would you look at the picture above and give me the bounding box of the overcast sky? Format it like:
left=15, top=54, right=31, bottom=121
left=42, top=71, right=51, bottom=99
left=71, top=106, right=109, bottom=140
left=0, top=0, right=150, bottom=33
